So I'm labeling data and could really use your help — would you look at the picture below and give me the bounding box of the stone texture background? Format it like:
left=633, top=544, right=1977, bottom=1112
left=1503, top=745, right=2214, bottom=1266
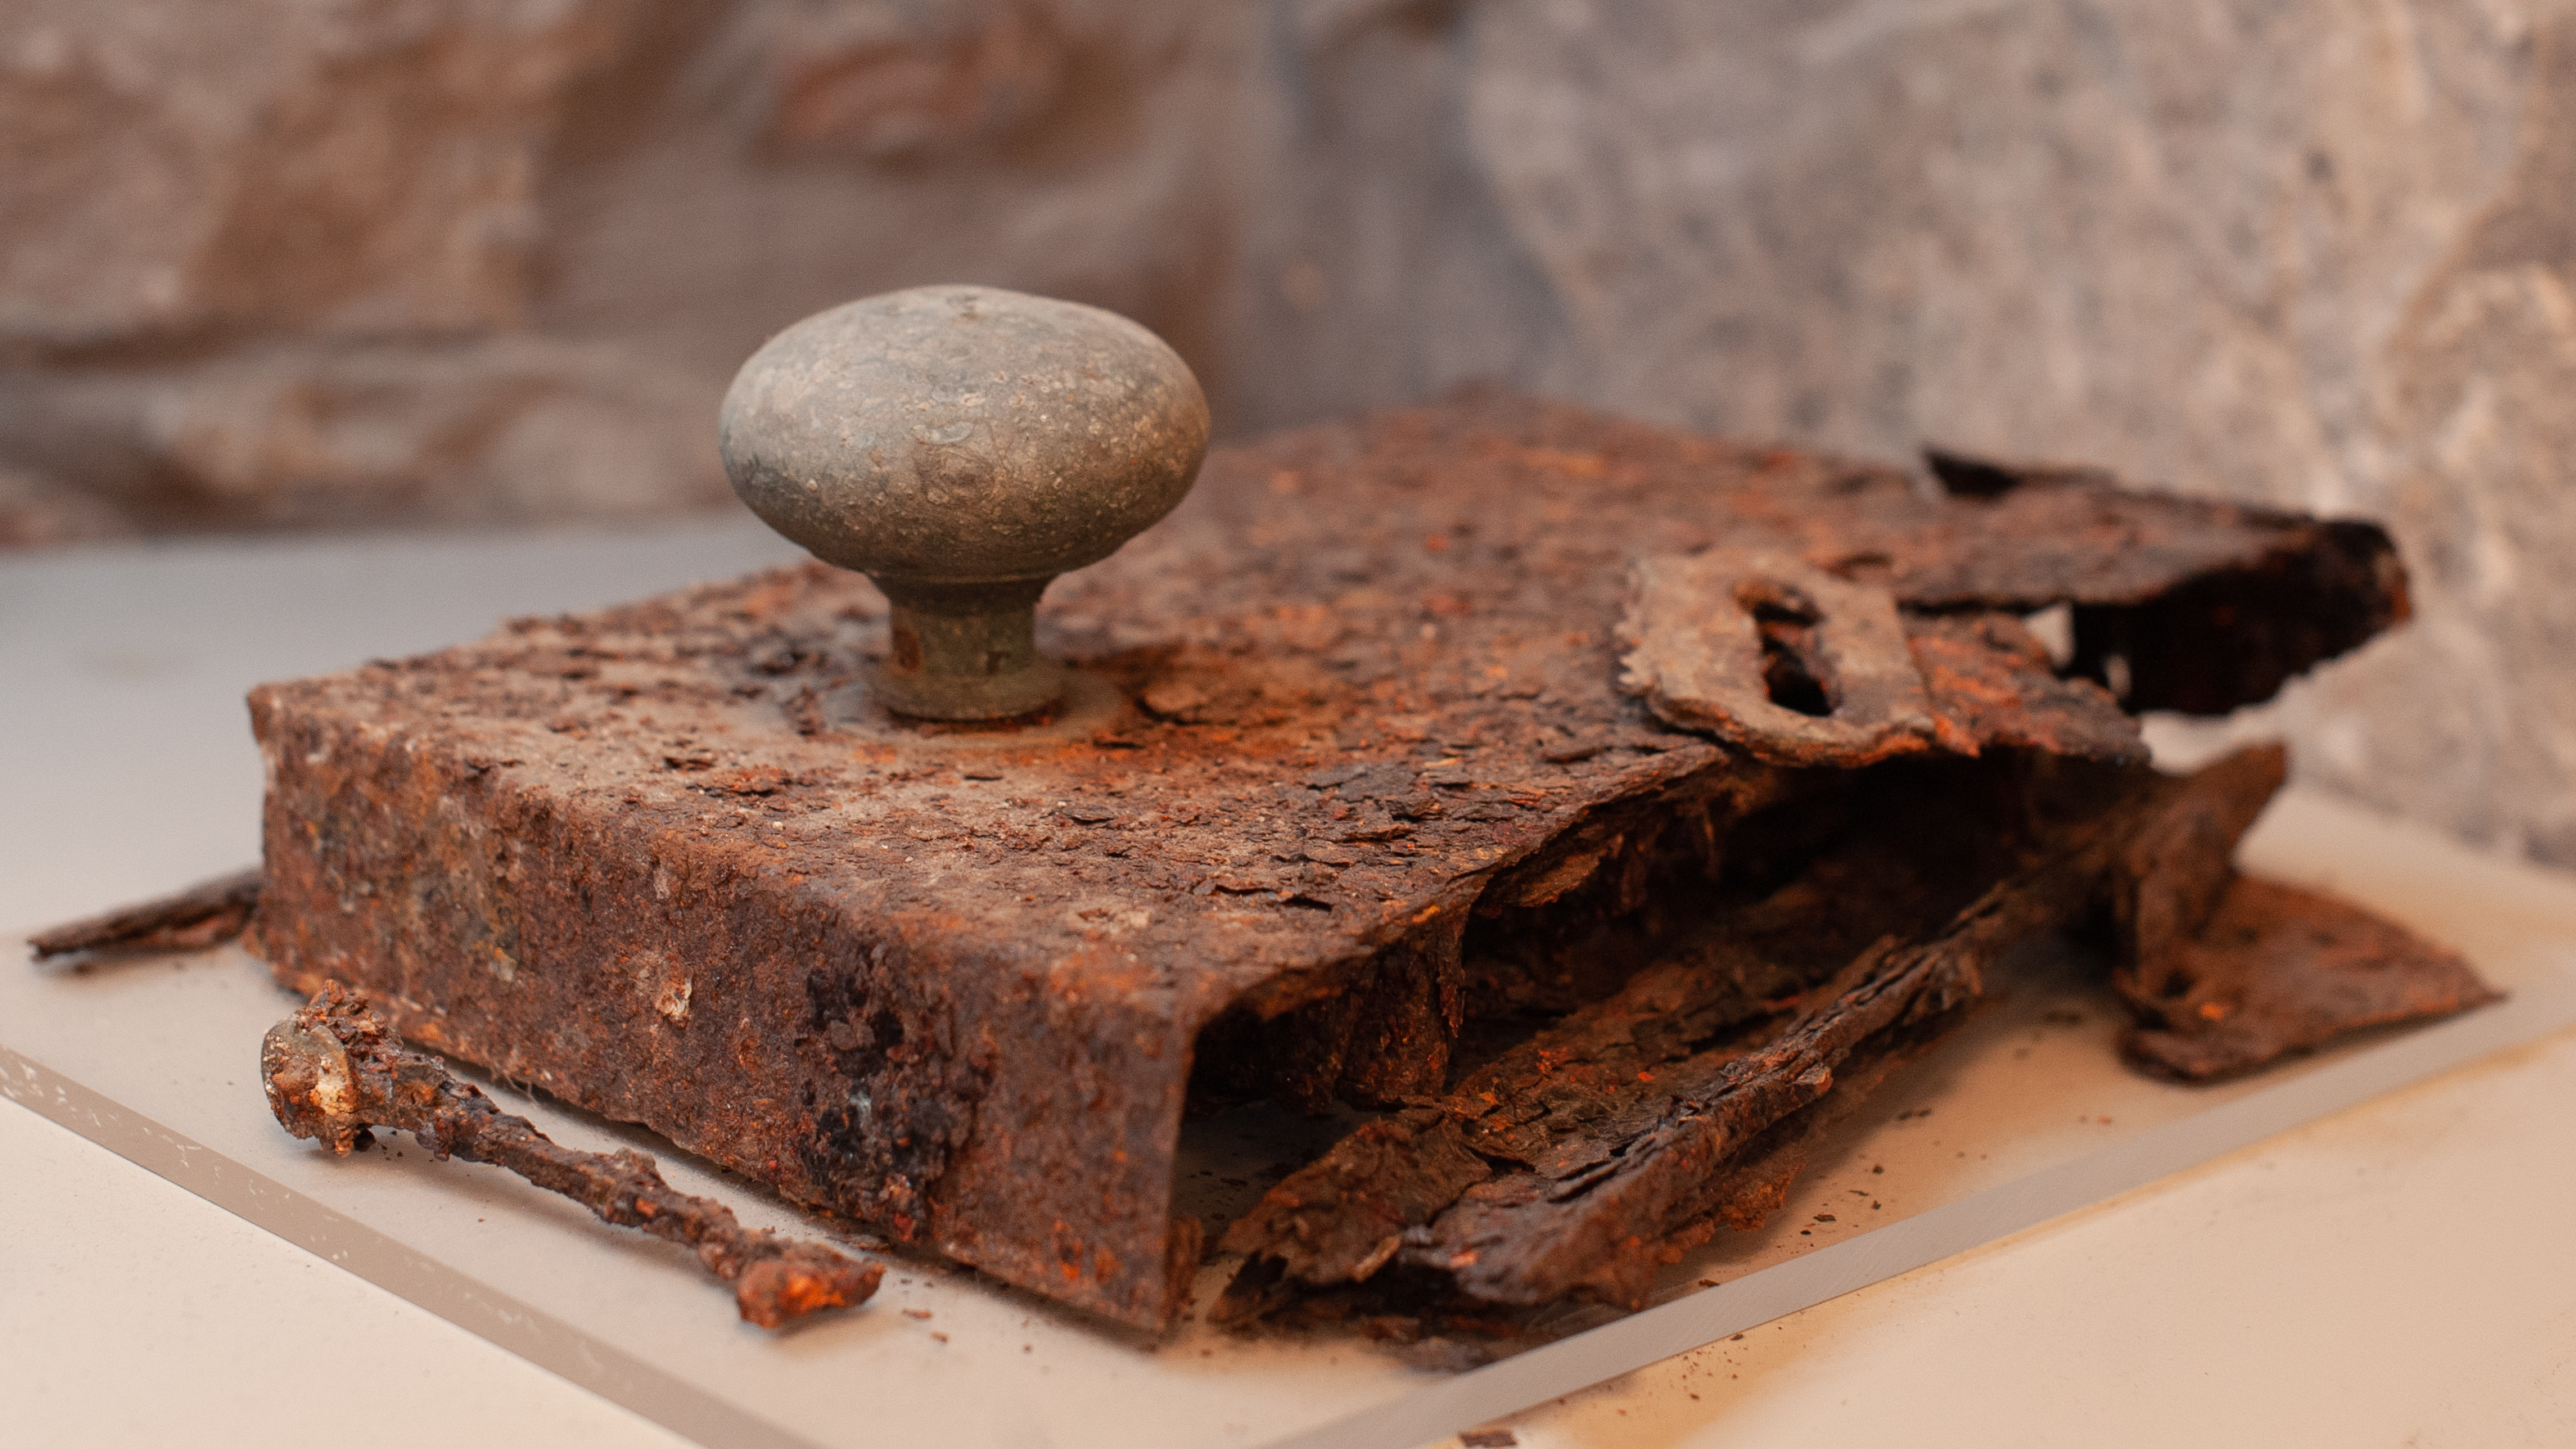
left=4, top=0, right=2573, bottom=864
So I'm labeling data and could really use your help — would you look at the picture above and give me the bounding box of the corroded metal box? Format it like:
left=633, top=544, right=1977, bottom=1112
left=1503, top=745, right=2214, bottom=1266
left=247, top=391, right=2410, bottom=1327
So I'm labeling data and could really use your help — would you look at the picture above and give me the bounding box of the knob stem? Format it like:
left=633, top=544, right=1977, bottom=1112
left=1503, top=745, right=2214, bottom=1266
left=875, top=576, right=1062, bottom=720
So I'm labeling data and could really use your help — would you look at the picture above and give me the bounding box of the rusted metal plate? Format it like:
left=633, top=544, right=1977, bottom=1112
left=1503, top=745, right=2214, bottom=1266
left=244, top=390, right=2425, bottom=1329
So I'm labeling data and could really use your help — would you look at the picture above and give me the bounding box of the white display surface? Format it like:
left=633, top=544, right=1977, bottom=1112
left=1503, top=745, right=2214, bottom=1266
left=7, top=526, right=2574, bottom=1449
left=0, top=1098, right=692, bottom=1449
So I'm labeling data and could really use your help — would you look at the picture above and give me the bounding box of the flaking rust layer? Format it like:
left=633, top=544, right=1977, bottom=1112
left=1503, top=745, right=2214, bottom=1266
left=246, top=389, right=2420, bottom=1328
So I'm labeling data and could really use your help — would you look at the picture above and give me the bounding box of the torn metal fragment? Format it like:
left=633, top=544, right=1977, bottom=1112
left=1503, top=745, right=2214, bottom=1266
left=1618, top=551, right=1936, bottom=766
left=262, top=983, right=882, bottom=1329
left=2092, top=742, right=2499, bottom=1077
left=2102, top=743, right=2290, bottom=970
left=1902, top=443, right=2408, bottom=712
left=2119, top=877, right=2500, bottom=1081
left=28, top=868, right=261, bottom=959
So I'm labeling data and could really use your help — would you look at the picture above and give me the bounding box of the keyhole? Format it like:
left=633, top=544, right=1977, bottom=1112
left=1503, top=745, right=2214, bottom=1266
left=1738, top=582, right=1835, bottom=717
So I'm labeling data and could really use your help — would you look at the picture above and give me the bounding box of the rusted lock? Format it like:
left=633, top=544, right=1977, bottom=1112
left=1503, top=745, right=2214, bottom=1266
left=228, top=290, right=2484, bottom=1331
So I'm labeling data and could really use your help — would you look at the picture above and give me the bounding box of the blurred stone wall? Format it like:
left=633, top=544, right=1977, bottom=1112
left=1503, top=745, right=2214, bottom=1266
left=4, top=0, right=2573, bottom=864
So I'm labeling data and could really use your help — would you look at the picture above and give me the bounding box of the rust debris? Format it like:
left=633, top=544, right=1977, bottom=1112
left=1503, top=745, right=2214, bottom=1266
left=29, top=868, right=261, bottom=959
left=262, top=982, right=882, bottom=1329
